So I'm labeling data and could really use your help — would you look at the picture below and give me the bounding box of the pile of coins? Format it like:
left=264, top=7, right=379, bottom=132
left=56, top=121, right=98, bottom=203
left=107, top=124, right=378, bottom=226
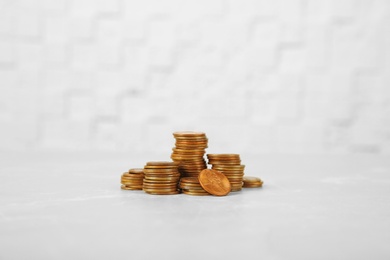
left=207, top=154, right=245, bottom=192
left=179, top=177, right=210, bottom=196
left=120, top=131, right=264, bottom=196
left=120, top=168, right=144, bottom=190
left=243, top=176, right=263, bottom=188
left=171, top=132, right=208, bottom=178
left=143, top=161, right=180, bottom=195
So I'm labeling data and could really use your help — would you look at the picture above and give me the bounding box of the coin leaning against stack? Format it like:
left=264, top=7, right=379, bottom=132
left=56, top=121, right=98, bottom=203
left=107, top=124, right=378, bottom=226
left=207, top=154, right=244, bottom=192
left=171, top=131, right=208, bottom=178
left=198, top=169, right=231, bottom=196
left=143, top=161, right=180, bottom=195
left=121, top=168, right=144, bottom=190
left=179, top=177, right=210, bottom=196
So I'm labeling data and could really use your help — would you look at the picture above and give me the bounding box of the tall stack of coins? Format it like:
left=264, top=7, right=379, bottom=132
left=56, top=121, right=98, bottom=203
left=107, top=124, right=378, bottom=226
left=179, top=177, right=210, bottom=196
left=171, top=131, right=208, bottom=178
left=207, top=154, right=244, bottom=192
left=120, top=168, right=144, bottom=190
left=143, top=161, right=180, bottom=195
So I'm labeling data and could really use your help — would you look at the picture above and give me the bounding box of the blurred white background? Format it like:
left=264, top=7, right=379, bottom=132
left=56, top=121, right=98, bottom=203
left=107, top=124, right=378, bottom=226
left=0, top=0, right=389, bottom=154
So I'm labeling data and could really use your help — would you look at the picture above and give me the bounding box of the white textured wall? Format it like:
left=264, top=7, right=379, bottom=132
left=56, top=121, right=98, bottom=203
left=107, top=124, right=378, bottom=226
left=0, top=0, right=389, bottom=154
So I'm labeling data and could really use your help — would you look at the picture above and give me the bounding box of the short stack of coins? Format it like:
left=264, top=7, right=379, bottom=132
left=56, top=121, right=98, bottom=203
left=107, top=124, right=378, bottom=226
left=171, top=131, right=208, bottom=178
left=179, top=177, right=210, bottom=196
left=243, top=176, right=263, bottom=188
left=207, top=154, right=245, bottom=192
left=143, top=161, right=180, bottom=195
left=120, top=168, right=144, bottom=190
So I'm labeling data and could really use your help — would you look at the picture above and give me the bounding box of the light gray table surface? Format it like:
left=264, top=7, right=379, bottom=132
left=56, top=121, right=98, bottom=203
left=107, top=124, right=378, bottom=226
left=0, top=152, right=389, bottom=260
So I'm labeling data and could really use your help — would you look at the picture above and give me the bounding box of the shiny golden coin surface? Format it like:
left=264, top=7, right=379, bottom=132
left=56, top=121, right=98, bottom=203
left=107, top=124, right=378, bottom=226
left=182, top=190, right=210, bottom=196
left=179, top=182, right=203, bottom=187
left=143, top=188, right=178, bottom=193
left=124, top=185, right=144, bottom=189
left=143, top=172, right=179, bottom=177
left=172, top=148, right=206, bottom=153
left=146, top=161, right=178, bottom=166
left=180, top=177, right=200, bottom=183
left=198, top=169, right=231, bottom=196
left=122, top=173, right=143, bottom=178
left=212, top=165, right=245, bottom=170
left=143, top=168, right=179, bottom=172
left=173, top=131, right=206, bottom=137
left=121, top=179, right=143, bottom=183
left=121, top=174, right=144, bottom=178
left=171, top=155, right=205, bottom=160
left=208, top=160, right=241, bottom=165
left=243, top=176, right=263, bottom=187
left=180, top=186, right=205, bottom=191
left=144, top=176, right=180, bottom=180
left=144, top=165, right=179, bottom=170
left=144, top=190, right=180, bottom=195
left=142, top=183, right=177, bottom=191
left=128, top=168, right=144, bottom=174
left=207, top=154, right=240, bottom=158
left=121, top=185, right=142, bottom=190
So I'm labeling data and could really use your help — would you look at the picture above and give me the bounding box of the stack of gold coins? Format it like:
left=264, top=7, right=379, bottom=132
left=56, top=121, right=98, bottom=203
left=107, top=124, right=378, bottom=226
left=143, top=161, right=180, bottom=195
left=120, top=168, right=144, bottom=190
left=179, top=177, right=210, bottom=196
left=171, top=131, right=208, bottom=178
left=207, top=154, right=244, bottom=192
left=243, top=176, right=263, bottom=188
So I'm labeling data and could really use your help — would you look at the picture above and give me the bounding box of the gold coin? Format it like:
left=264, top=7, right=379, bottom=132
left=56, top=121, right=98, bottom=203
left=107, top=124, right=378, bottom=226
left=143, top=172, right=180, bottom=177
left=175, top=143, right=208, bottom=147
left=143, top=168, right=179, bottom=173
left=243, top=176, right=263, bottom=188
left=122, top=173, right=144, bottom=178
left=172, top=148, right=206, bottom=154
left=144, top=176, right=180, bottom=181
left=144, top=165, right=178, bottom=170
left=143, top=188, right=178, bottom=193
left=124, top=185, right=144, bottom=189
left=121, top=177, right=143, bottom=181
left=171, top=152, right=204, bottom=157
left=181, top=187, right=208, bottom=192
left=178, top=161, right=206, bottom=165
left=121, top=179, right=144, bottom=184
left=222, top=173, right=244, bottom=176
left=128, top=168, right=144, bottom=174
left=179, top=182, right=202, bottom=187
left=121, top=174, right=144, bottom=179
left=121, top=185, right=142, bottom=190
left=180, top=185, right=205, bottom=191
left=121, top=179, right=144, bottom=183
left=207, top=153, right=240, bottom=158
left=144, top=190, right=180, bottom=195
left=212, top=165, right=245, bottom=170
left=198, top=169, right=231, bottom=196
left=173, top=131, right=206, bottom=137
left=208, top=160, right=241, bottom=165
left=180, top=177, right=200, bottom=183
left=171, top=155, right=204, bottom=160
left=182, top=190, right=210, bottom=196
left=143, top=184, right=178, bottom=189
left=146, top=161, right=179, bottom=166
